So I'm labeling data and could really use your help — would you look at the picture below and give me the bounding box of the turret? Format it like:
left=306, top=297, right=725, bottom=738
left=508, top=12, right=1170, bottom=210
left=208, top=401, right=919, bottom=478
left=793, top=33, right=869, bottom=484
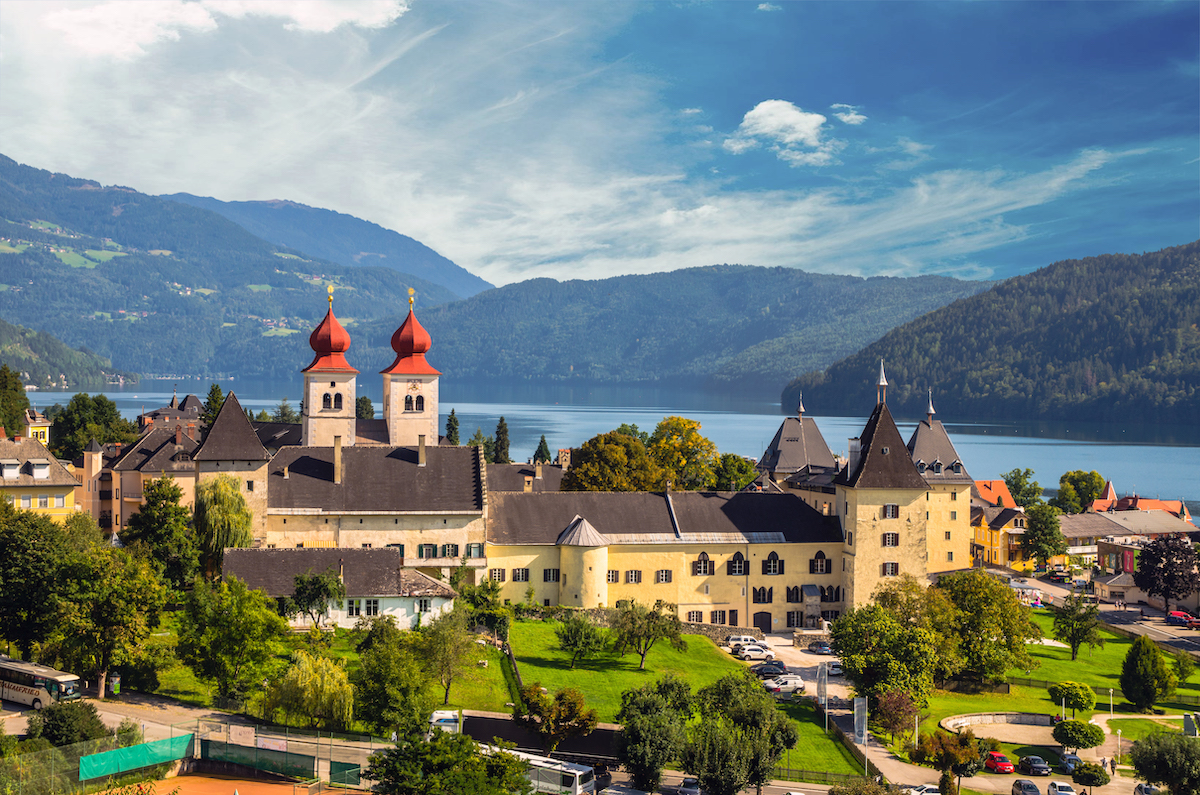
left=382, top=289, right=441, bottom=447
left=302, top=288, right=358, bottom=447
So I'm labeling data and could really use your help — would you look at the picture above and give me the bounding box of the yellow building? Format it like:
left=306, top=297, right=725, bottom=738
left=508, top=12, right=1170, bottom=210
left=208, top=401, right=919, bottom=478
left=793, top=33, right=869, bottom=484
left=905, top=392, right=974, bottom=574
left=22, top=408, right=51, bottom=447
left=109, top=425, right=200, bottom=533
left=971, top=502, right=1029, bottom=570
left=0, top=435, right=79, bottom=519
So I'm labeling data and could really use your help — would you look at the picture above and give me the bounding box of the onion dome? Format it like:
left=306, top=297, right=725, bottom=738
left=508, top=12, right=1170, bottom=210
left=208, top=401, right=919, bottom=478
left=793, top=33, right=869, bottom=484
left=302, top=297, right=358, bottom=373
left=381, top=306, right=441, bottom=375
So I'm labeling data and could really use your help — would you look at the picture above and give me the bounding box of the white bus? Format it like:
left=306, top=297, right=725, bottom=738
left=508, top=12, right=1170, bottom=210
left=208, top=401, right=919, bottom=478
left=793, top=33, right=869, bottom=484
left=482, top=745, right=596, bottom=795
left=0, top=657, right=82, bottom=709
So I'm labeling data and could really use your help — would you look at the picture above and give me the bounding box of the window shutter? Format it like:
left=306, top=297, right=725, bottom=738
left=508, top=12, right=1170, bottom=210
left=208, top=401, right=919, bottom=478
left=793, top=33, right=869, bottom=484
left=693, top=561, right=700, bottom=576
left=417, top=545, right=425, bottom=559
left=727, top=559, right=735, bottom=576
left=666, top=570, right=672, bottom=583
left=767, top=587, right=773, bottom=604
left=762, top=559, right=769, bottom=575
left=809, top=559, right=816, bottom=574
left=777, top=559, right=784, bottom=575
left=451, top=544, right=460, bottom=557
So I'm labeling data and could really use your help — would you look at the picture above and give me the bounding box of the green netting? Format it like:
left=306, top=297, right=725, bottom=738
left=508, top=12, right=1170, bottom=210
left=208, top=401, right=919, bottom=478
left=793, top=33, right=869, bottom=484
left=330, top=760, right=361, bottom=785
left=200, top=738, right=315, bottom=779
left=78, top=734, right=194, bottom=781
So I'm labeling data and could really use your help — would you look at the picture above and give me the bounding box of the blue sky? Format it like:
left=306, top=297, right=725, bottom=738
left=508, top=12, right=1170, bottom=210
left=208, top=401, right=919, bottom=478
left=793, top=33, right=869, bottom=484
left=0, top=0, right=1195, bottom=286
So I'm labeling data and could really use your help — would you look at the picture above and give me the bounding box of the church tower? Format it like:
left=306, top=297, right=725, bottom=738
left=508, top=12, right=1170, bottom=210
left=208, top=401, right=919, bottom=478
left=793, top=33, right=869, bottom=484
left=382, top=292, right=440, bottom=447
left=302, top=290, right=358, bottom=447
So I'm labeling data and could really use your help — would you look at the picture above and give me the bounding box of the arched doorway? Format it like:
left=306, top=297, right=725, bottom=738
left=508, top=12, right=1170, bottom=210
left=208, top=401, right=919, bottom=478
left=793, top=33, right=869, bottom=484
left=753, top=611, right=772, bottom=635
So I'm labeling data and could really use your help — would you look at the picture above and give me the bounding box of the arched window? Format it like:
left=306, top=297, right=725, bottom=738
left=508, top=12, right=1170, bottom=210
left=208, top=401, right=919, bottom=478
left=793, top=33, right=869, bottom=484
left=404, top=395, right=414, bottom=411
left=834, top=586, right=842, bottom=602
left=415, top=395, right=425, bottom=411
left=762, top=550, right=784, bottom=575
left=334, top=393, right=343, bottom=410
left=693, top=552, right=712, bottom=576
left=322, top=393, right=332, bottom=409
left=810, top=550, right=830, bottom=574
left=727, top=551, right=747, bottom=576
left=933, top=461, right=943, bottom=474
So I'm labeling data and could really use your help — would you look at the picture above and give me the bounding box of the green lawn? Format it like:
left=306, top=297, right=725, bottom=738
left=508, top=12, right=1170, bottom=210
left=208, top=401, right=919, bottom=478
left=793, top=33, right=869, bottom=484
left=777, top=698, right=862, bottom=776
left=0, top=241, right=28, bottom=253
left=508, top=620, right=745, bottom=722
left=246, top=284, right=272, bottom=292
left=922, top=686, right=1058, bottom=734
left=442, top=644, right=516, bottom=714
left=263, top=327, right=300, bottom=336
left=1107, top=717, right=1182, bottom=742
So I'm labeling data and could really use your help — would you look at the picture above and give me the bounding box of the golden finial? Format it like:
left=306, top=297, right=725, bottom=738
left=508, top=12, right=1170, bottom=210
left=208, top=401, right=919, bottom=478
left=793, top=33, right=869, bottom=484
left=327, top=284, right=334, bottom=307
left=408, top=287, right=415, bottom=309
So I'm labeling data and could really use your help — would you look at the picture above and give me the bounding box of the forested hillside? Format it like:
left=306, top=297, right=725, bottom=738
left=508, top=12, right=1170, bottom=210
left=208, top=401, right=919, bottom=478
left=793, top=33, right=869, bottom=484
left=784, top=241, right=1200, bottom=424
left=165, top=193, right=492, bottom=299
left=0, top=317, right=135, bottom=388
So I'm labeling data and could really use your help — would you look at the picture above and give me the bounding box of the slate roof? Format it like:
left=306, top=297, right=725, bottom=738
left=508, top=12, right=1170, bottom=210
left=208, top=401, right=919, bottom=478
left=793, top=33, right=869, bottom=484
left=1094, top=571, right=1135, bottom=588
left=757, top=416, right=836, bottom=475
left=488, top=490, right=842, bottom=546
left=0, top=438, right=78, bottom=487
left=971, top=505, right=1025, bottom=531
left=835, top=403, right=927, bottom=490
left=194, top=393, right=270, bottom=461
left=222, top=547, right=456, bottom=598
left=252, top=421, right=303, bottom=453
left=1091, top=510, right=1196, bottom=537
left=906, top=419, right=973, bottom=485
left=487, top=463, right=565, bottom=493
left=268, top=444, right=483, bottom=513
left=556, top=515, right=607, bottom=546
left=1058, top=513, right=1122, bottom=540
left=111, top=427, right=200, bottom=473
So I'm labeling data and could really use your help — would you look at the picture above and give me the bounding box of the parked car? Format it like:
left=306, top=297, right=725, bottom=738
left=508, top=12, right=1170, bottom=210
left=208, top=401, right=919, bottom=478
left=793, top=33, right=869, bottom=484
left=828, top=661, right=844, bottom=676
left=901, top=785, right=941, bottom=795
left=1047, top=782, right=1076, bottom=795
left=1166, top=611, right=1193, bottom=627
left=751, top=661, right=788, bottom=678
left=1057, top=754, right=1081, bottom=773
left=808, top=640, right=833, bottom=654
left=1048, top=571, right=1069, bottom=583
left=762, top=674, right=806, bottom=694
left=679, top=777, right=702, bottom=795
left=1019, top=756, right=1051, bottom=776
left=986, top=752, right=1016, bottom=773
left=1012, top=780, right=1041, bottom=795
left=726, top=635, right=758, bottom=652
left=1133, top=785, right=1162, bottom=795
left=739, top=644, right=776, bottom=661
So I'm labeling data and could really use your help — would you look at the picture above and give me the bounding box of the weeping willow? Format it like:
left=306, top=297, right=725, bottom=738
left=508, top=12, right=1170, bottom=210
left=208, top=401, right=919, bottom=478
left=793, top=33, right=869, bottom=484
left=194, top=473, right=252, bottom=578
left=266, top=650, right=354, bottom=730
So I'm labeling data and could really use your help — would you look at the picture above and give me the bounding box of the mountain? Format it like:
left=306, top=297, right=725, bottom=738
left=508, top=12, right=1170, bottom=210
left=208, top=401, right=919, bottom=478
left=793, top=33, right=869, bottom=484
left=783, top=241, right=1200, bottom=424
left=164, top=193, right=493, bottom=300
left=0, top=317, right=136, bottom=388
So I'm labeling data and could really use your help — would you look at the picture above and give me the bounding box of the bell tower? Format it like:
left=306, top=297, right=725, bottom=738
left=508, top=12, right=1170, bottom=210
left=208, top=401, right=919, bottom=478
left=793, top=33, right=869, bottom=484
left=302, top=288, right=358, bottom=447
left=382, top=290, right=440, bottom=447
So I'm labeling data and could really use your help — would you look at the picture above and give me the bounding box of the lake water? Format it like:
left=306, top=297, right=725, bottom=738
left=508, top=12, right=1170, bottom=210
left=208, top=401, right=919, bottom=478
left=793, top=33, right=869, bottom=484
left=29, top=376, right=1200, bottom=509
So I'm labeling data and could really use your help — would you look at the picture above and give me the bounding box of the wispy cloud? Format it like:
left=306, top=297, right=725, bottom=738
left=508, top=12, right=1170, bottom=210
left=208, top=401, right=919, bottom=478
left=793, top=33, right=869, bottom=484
left=723, top=100, right=842, bottom=166
left=756, top=3, right=782, bottom=11
left=830, top=103, right=866, bottom=125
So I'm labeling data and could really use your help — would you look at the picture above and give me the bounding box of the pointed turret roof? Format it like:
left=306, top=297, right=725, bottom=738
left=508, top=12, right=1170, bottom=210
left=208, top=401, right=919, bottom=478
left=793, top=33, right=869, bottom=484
left=758, top=416, right=836, bottom=475
left=194, top=393, right=270, bottom=461
left=556, top=515, right=608, bottom=546
left=85, top=438, right=102, bottom=453
left=381, top=307, right=441, bottom=376
left=835, top=402, right=927, bottom=489
left=907, top=416, right=972, bottom=485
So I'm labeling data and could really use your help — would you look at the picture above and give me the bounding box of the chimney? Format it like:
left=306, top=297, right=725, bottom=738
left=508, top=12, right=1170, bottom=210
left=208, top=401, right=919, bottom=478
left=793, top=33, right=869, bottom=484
left=283, top=464, right=289, bottom=479
left=535, top=463, right=543, bottom=480
left=338, top=558, right=344, bottom=583
left=333, top=436, right=342, bottom=484
left=523, top=475, right=533, bottom=492
left=0, top=427, right=6, bottom=440
left=175, top=425, right=182, bottom=446
left=848, top=438, right=861, bottom=475
left=186, top=421, right=196, bottom=441
left=418, top=434, right=427, bottom=467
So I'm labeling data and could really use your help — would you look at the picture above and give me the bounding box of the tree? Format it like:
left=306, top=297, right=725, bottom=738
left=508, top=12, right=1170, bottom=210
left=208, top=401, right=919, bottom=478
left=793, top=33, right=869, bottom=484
left=830, top=780, right=904, bottom=795
left=288, top=568, right=346, bottom=627
left=0, top=502, right=69, bottom=660
left=610, top=599, right=687, bottom=671
left=177, top=575, right=289, bottom=700
left=914, top=728, right=983, bottom=793
left=555, top=612, right=606, bottom=669
left=1071, top=762, right=1111, bottom=790
left=493, top=417, right=511, bottom=464
left=365, top=730, right=532, bottom=795
left=614, top=423, right=649, bottom=446
left=1002, top=468, right=1042, bottom=508
left=265, top=650, right=354, bottom=730
left=255, top=409, right=270, bottom=421
left=648, top=416, right=718, bottom=490
left=1049, top=482, right=1082, bottom=515
left=421, top=607, right=475, bottom=705
left=562, top=431, right=664, bottom=492
left=272, top=397, right=300, bottom=423
left=1120, top=635, right=1177, bottom=712
left=871, top=575, right=964, bottom=681
left=1022, top=503, right=1067, bottom=569
left=193, top=474, right=253, bottom=578
left=0, top=364, right=30, bottom=438
left=466, top=427, right=494, bottom=463
left=1051, top=720, right=1104, bottom=752
left=616, top=676, right=693, bottom=793
left=693, top=673, right=798, bottom=795
left=1052, top=595, right=1105, bottom=661
left=877, top=689, right=919, bottom=745
left=1132, top=535, right=1199, bottom=616
left=936, top=568, right=1040, bottom=680
left=513, top=682, right=598, bottom=753
left=831, top=605, right=942, bottom=705
left=353, top=618, right=433, bottom=739
left=1053, top=470, right=1106, bottom=513
left=445, top=408, right=460, bottom=446
left=714, top=453, right=758, bottom=491
left=680, top=718, right=751, bottom=795
left=1174, top=649, right=1196, bottom=685
left=1130, top=732, right=1200, bottom=795
left=200, top=383, right=225, bottom=436
left=355, top=396, right=374, bottom=419
left=1047, top=682, right=1096, bottom=717
left=533, top=435, right=552, bottom=465
left=121, top=476, right=198, bottom=590
left=25, top=701, right=108, bottom=747
left=48, top=393, right=138, bottom=460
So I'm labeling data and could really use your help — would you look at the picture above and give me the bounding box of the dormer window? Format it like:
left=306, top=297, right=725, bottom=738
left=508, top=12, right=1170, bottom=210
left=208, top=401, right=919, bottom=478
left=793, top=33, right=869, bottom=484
left=952, top=462, right=962, bottom=473
left=29, top=459, right=50, bottom=480
left=0, top=459, right=18, bottom=480
left=933, top=461, right=943, bottom=474
left=917, top=461, right=927, bottom=473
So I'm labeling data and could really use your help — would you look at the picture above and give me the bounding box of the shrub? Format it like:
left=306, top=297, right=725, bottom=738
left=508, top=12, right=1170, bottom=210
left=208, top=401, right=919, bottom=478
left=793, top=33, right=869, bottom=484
left=1046, top=681, right=1095, bottom=716
left=1071, top=762, right=1111, bottom=789
left=25, top=701, right=108, bottom=747
left=1052, top=719, right=1105, bottom=752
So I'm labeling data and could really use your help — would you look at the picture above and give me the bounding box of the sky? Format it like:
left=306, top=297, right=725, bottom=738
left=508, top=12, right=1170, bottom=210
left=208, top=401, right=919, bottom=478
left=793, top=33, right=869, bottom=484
left=1, top=0, right=1196, bottom=286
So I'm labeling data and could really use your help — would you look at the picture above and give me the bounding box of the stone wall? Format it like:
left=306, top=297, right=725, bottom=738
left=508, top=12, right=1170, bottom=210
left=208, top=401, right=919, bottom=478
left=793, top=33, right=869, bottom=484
left=681, top=623, right=763, bottom=646
left=939, top=712, right=1053, bottom=733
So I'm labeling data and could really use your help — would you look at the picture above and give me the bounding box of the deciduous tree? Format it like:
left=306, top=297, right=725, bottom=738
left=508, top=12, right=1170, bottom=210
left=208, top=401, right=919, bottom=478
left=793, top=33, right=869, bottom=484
left=871, top=575, right=964, bottom=681
left=194, top=473, right=252, bottom=578
left=715, top=453, right=758, bottom=491
left=352, top=618, right=432, bottom=739
left=513, top=682, right=598, bottom=753
left=562, top=431, right=664, bottom=492
left=1132, top=535, right=1199, bottom=616
left=1130, top=732, right=1200, bottom=795
left=1002, top=468, right=1043, bottom=508
left=121, top=476, right=198, bottom=590
left=648, top=416, right=718, bottom=490
left=1052, top=470, right=1106, bottom=513
left=936, top=568, right=1040, bottom=680
left=877, top=689, right=919, bottom=745
left=445, top=408, right=460, bottom=446
left=1052, top=595, right=1105, bottom=661
left=1174, top=649, right=1196, bottom=684
left=1120, top=635, right=1177, bottom=712
left=265, top=650, right=353, bottom=730
left=694, top=673, right=798, bottom=795
left=616, top=676, right=693, bottom=793
left=680, top=718, right=751, bottom=795
left=1022, top=503, right=1067, bottom=569
left=421, top=607, right=475, bottom=705
left=287, top=568, right=346, bottom=627
left=1051, top=720, right=1104, bottom=752
left=1071, top=762, right=1111, bottom=790
left=831, top=605, right=941, bottom=705
left=48, top=393, right=138, bottom=460
left=610, top=599, right=686, bottom=671
left=366, top=730, right=532, bottom=795
left=0, top=502, right=69, bottom=660
left=25, top=702, right=108, bottom=747
left=555, top=612, right=606, bottom=669
left=1047, top=682, right=1096, bottom=717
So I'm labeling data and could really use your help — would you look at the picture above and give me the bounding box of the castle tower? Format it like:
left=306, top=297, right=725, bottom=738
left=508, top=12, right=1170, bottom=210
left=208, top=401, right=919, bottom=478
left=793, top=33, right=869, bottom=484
left=302, top=290, right=358, bottom=447
left=382, top=293, right=440, bottom=447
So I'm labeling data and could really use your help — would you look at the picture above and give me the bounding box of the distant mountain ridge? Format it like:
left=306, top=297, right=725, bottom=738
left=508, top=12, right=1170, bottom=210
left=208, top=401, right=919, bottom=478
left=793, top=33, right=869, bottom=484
left=0, top=317, right=135, bottom=388
left=164, top=193, right=493, bottom=300
left=784, top=241, right=1200, bottom=424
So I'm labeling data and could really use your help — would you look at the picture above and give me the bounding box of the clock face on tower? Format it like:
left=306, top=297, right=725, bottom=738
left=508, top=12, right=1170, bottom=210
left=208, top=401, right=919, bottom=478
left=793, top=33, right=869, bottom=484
left=407, top=380, right=421, bottom=392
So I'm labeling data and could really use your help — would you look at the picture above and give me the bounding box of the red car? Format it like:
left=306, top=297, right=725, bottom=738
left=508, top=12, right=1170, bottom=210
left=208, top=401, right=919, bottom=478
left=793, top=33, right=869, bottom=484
left=986, top=752, right=1015, bottom=773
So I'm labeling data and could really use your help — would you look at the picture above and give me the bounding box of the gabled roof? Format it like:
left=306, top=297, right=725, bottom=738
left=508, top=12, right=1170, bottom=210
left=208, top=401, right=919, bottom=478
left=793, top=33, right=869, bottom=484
left=1059, top=512, right=1124, bottom=540
left=251, top=421, right=303, bottom=453
left=975, top=480, right=1016, bottom=508
left=907, top=419, right=972, bottom=485
left=0, top=438, right=78, bottom=488
left=194, top=393, right=271, bottom=462
left=268, top=444, right=483, bottom=514
left=557, top=515, right=607, bottom=546
left=487, top=463, right=565, bottom=493
left=222, top=547, right=456, bottom=598
left=757, top=416, right=836, bottom=475
left=835, top=403, right=927, bottom=490
left=111, top=427, right=200, bottom=473
left=970, top=505, right=1025, bottom=531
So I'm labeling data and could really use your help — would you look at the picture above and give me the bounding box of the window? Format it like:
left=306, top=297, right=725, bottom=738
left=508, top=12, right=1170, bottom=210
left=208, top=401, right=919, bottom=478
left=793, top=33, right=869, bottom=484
left=787, top=611, right=804, bottom=628
left=388, top=543, right=405, bottom=557
left=762, top=551, right=784, bottom=575
left=949, top=511, right=957, bottom=521
left=752, top=587, right=773, bottom=604
left=626, top=570, right=642, bottom=584
left=883, top=504, right=899, bottom=519
left=933, top=462, right=943, bottom=474
left=347, top=599, right=361, bottom=617
left=809, top=551, right=830, bottom=574
left=417, top=543, right=437, bottom=559
left=489, top=568, right=506, bottom=582
left=607, top=570, right=619, bottom=583
left=55, top=495, right=64, bottom=508
left=246, top=480, right=254, bottom=491
left=727, top=552, right=747, bottom=576
left=1015, top=518, right=1025, bottom=528
left=322, top=393, right=332, bottom=409
left=441, top=543, right=460, bottom=558
left=692, top=552, right=712, bottom=576
left=513, top=568, right=530, bottom=582
left=882, top=532, right=899, bottom=547
left=951, top=490, right=958, bottom=501
left=917, top=462, right=927, bottom=473
left=365, top=599, right=379, bottom=616
left=686, top=611, right=703, bottom=623
left=947, top=551, right=954, bottom=562
left=710, top=610, right=726, bottom=625
left=334, top=393, right=343, bottom=410
left=544, top=569, right=560, bottom=583
left=847, top=531, right=853, bottom=546
left=362, top=543, right=372, bottom=548
left=404, top=395, right=414, bottom=411
left=38, top=495, right=48, bottom=508
left=945, top=531, right=952, bottom=540
left=656, top=569, right=672, bottom=584
left=415, top=395, right=425, bottom=411
left=543, top=599, right=551, bottom=607
left=882, top=562, right=899, bottom=577
left=786, top=586, right=801, bottom=603
left=417, top=598, right=431, bottom=613
left=952, top=463, right=962, bottom=473
left=465, top=543, right=484, bottom=558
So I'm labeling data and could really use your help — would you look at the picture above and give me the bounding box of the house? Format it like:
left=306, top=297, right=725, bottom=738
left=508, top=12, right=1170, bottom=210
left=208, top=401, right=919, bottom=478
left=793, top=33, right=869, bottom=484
left=137, top=391, right=202, bottom=434
left=971, top=479, right=1028, bottom=570
left=1095, top=531, right=1200, bottom=614
left=905, top=390, right=974, bottom=573
left=1055, top=513, right=1118, bottom=567
left=108, top=425, right=200, bottom=533
left=0, top=432, right=79, bottom=519
left=222, top=547, right=456, bottom=629
left=22, top=408, right=50, bottom=447
left=1089, top=481, right=1193, bottom=525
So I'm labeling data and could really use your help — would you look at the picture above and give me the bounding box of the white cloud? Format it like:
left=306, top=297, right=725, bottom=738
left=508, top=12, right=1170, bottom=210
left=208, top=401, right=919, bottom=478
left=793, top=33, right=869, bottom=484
left=756, top=3, right=782, bottom=11
left=881, top=137, right=934, bottom=170
left=830, top=103, right=867, bottom=125
left=680, top=107, right=703, bottom=115
left=724, top=100, right=842, bottom=167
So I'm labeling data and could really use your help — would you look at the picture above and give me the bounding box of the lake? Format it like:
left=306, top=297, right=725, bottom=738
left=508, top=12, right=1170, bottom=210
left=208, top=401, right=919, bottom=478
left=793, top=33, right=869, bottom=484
left=30, top=376, right=1200, bottom=508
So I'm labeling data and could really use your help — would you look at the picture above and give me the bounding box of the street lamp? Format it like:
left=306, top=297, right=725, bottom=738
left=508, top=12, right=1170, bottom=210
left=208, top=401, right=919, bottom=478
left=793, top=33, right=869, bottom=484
left=1117, top=729, right=1122, bottom=765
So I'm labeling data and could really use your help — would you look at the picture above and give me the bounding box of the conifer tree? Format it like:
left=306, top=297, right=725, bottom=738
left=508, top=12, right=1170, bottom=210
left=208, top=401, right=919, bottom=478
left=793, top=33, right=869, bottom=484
left=200, top=383, right=225, bottom=436
left=446, top=408, right=460, bottom=445
left=0, top=364, right=30, bottom=437
left=493, top=417, right=511, bottom=464
left=534, top=435, right=552, bottom=464
left=1120, top=635, right=1177, bottom=712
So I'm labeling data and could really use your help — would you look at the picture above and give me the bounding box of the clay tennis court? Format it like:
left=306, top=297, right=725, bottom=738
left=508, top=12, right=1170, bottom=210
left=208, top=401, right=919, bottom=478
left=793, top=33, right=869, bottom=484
left=150, top=774, right=305, bottom=794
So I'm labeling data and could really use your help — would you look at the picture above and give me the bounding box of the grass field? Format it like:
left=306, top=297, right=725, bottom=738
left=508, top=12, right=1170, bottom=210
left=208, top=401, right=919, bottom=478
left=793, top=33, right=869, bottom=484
left=54, top=250, right=95, bottom=268
left=777, top=698, right=862, bottom=776
left=263, top=328, right=300, bottom=336
left=246, top=284, right=272, bottom=292
left=0, top=241, right=28, bottom=253
left=85, top=249, right=126, bottom=262
left=1107, top=717, right=1182, bottom=741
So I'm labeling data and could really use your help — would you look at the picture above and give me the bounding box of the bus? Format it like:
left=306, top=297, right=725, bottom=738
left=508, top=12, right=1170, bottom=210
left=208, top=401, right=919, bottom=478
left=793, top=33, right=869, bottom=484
left=0, top=657, right=82, bottom=709
left=482, top=745, right=596, bottom=795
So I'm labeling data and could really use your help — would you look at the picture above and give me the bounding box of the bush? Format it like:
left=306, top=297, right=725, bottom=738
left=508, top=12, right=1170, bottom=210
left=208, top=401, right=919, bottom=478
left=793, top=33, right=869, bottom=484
left=1071, top=762, right=1111, bottom=789
left=938, top=770, right=957, bottom=795
left=1047, top=681, right=1096, bottom=716
left=1052, top=719, right=1105, bottom=752
left=120, top=645, right=174, bottom=693
left=25, top=701, right=108, bottom=747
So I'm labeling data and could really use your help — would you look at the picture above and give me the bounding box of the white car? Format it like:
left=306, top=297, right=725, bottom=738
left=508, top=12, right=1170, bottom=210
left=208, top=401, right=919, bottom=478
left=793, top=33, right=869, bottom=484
left=679, top=777, right=702, bottom=795
left=725, top=635, right=757, bottom=652
left=1047, top=784, right=1076, bottom=795
left=828, top=661, right=844, bottom=676
left=1133, top=785, right=1162, bottom=795
left=902, top=786, right=941, bottom=795
left=739, top=644, right=776, bottom=661
left=762, top=674, right=806, bottom=694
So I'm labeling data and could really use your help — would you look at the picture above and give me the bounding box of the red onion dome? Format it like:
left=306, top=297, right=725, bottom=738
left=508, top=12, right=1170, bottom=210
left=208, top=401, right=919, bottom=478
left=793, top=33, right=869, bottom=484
left=302, top=306, right=358, bottom=373
left=381, top=308, right=440, bottom=375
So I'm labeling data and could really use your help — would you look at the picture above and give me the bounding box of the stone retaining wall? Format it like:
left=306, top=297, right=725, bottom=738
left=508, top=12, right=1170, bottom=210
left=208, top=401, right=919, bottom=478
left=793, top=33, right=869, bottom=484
left=682, top=623, right=763, bottom=645
left=939, top=712, right=1053, bottom=733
